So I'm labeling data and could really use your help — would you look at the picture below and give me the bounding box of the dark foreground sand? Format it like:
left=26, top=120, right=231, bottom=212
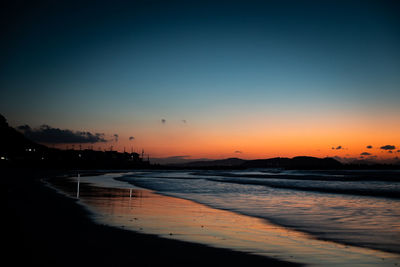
left=2, top=169, right=299, bottom=267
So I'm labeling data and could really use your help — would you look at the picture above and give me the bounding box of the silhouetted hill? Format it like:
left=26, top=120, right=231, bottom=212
left=0, top=114, right=146, bottom=169
left=176, top=158, right=246, bottom=167
left=241, top=157, right=290, bottom=168
left=242, top=156, right=342, bottom=169
left=0, top=114, right=48, bottom=155
left=150, top=156, right=213, bottom=165
left=173, top=156, right=343, bottom=170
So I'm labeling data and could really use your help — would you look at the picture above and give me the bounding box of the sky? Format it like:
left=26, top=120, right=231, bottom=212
left=1, top=0, right=400, bottom=160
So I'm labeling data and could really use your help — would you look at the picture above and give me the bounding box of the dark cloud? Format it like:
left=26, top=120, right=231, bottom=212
left=234, top=150, right=243, bottom=154
left=366, top=145, right=373, bottom=149
left=18, top=124, right=107, bottom=144
left=17, top=124, right=31, bottom=131
left=182, top=120, right=187, bottom=124
left=380, top=145, right=396, bottom=150
left=113, top=134, right=119, bottom=142
left=335, top=146, right=342, bottom=150
left=388, top=150, right=393, bottom=154
left=129, top=136, right=135, bottom=141
left=360, top=152, right=371, bottom=156
left=161, top=119, right=166, bottom=124
left=397, top=150, right=400, bottom=153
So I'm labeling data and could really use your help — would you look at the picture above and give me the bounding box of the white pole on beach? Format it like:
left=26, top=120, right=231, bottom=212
left=77, top=173, right=80, bottom=199
left=129, top=188, right=134, bottom=209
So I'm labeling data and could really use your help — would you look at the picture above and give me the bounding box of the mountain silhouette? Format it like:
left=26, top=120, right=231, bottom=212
left=175, top=158, right=246, bottom=167
left=242, top=156, right=342, bottom=169
left=173, top=156, right=342, bottom=169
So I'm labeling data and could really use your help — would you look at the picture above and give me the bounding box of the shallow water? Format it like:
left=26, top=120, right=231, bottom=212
left=118, top=169, right=400, bottom=254
left=49, top=170, right=400, bottom=266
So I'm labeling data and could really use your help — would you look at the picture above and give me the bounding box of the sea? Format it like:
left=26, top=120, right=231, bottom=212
left=52, top=169, right=400, bottom=266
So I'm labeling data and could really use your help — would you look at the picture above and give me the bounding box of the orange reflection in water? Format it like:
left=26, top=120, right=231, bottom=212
left=75, top=185, right=400, bottom=267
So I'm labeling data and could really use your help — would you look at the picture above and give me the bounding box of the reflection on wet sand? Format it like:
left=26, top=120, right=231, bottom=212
left=52, top=176, right=400, bottom=267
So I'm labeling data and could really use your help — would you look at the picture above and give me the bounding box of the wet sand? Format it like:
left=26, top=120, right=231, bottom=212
left=49, top=173, right=400, bottom=267
left=1, top=169, right=298, bottom=267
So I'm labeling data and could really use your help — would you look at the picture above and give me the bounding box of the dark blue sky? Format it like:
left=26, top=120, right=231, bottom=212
left=1, top=0, right=400, bottom=157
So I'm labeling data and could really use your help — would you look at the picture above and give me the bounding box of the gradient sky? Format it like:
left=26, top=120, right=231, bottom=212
left=1, top=0, right=400, bottom=159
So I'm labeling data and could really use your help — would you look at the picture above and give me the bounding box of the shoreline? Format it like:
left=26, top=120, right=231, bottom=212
left=2, top=169, right=298, bottom=267
left=48, top=172, right=400, bottom=266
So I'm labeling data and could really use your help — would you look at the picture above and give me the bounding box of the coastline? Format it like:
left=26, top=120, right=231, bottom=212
left=49, top=172, right=400, bottom=266
left=2, top=169, right=298, bottom=267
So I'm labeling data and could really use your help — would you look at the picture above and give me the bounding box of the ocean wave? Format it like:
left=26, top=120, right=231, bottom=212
left=206, top=177, right=400, bottom=199
left=114, top=171, right=400, bottom=254
left=191, top=170, right=400, bottom=182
